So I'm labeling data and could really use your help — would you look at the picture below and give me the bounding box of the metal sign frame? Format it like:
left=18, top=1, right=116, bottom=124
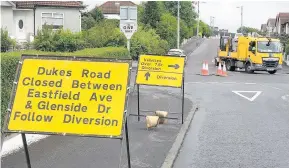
left=135, top=54, right=186, bottom=88
left=132, top=54, right=186, bottom=125
left=2, top=54, right=133, bottom=168
left=3, top=54, right=132, bottom=139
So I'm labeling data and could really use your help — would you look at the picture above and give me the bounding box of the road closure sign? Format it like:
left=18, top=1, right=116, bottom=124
left=136, top=55, right=185, bottom=88
left=4, top=56, right=131, bottom=138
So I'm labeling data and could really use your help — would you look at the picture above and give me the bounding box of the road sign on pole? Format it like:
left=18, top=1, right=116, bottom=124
left=120, top=6, right=137, bottom=54
left=135, top=55, right=185, bottom=88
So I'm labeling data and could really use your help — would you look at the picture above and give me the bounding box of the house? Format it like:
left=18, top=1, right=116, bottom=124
left=98, top=1, right=136, bottom=20
left=275, top=12, right=289, bottom=34
left=260, top=24, right=267, bottom=33
left=0, top=1, right=84, bottom=43
left=266, top=18, right=276, bottom=36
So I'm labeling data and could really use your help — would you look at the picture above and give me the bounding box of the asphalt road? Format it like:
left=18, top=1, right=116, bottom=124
left=173, top=39, right=289, bottom=168
left=1, top=39, right=202, bottom=168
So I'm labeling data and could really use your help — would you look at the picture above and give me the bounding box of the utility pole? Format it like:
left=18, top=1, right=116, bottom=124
left=210, top=16, right=215, bottom=36
left=177, top=1, right=180, bottom=49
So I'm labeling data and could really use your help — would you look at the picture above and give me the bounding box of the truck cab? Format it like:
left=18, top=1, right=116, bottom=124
left=216, top=36, right=283, bottom=74
left=246, top=37, right=283, bottom=74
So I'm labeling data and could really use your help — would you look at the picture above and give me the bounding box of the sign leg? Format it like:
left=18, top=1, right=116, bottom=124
left=137, top=84, right=140, bottom=121
left=125, top=119, right=132, bottom=168
left=181, top=78, right=185, bottom=124
left=21, top=133, right=32, bottom=168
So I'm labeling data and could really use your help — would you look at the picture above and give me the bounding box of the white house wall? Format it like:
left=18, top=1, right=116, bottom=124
left=104, top=14, right=120, bottom=20
left=1, top=6, right=14, bottom=36
left=13, top=10, right=34, bottom=41
left=35, top=7, right=81, bottom=33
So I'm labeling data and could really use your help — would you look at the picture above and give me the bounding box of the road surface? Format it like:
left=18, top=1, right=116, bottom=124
left=173, top=39, right=289, bottom=168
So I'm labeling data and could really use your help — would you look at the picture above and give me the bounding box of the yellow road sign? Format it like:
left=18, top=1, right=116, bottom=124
left=5, top=57, right=130, bottom=138
left=136, top=55, right=185, bottom=87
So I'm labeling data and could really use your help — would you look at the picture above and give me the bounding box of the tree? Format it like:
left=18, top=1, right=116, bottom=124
left=163, top=1, right=197, bottom=28
left=237, top=26, right=260, bottom=34
left=142, top=1, right=161, bottom=29
left=156, top=13, right=177, bottom=48
left=90, top=7, right=104, bottom=23
left=199, top=21, right=212, bottom=37
left=81, top=12, right=96, bottom=30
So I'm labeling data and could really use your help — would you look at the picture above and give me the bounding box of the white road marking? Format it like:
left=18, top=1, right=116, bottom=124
left=245, top=83, right=256, bottom=85
left=223, top=82, right=237, bottom=84
left=281, top=95, right=289, bottom=102
left=232, top=91, right=262, bottom=102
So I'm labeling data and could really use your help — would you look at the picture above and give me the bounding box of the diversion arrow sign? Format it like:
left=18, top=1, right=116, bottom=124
left=145, top=72, right=150, bottom=80
left=168, top=64, right=180, bottom=69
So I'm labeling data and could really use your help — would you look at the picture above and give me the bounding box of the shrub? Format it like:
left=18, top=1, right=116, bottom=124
left=33, top=26, right=85, bottom=52
left=83, top=20, right=126, bottom=48
left=130, top=27, right=169, bottom=60
left=0, top=47, right=130, bottom=127
left=1, top=28, right=16, bottom=52
left=285, top=43, right=289, bottom=55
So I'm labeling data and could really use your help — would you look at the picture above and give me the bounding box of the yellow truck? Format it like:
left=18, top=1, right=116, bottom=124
left=215, top=35, right=283, bottom=74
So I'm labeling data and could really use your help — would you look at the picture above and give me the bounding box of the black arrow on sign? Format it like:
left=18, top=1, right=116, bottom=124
left=145, top=72, right=150, bottom=81
left=168, top=64, right=180, bottom=69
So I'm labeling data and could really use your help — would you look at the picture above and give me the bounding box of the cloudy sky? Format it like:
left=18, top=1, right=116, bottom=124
left=82, top=0, right=289, bottom=33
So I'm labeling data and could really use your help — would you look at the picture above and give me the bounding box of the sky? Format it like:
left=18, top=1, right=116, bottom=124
left=82, top=0, right=289, bottom=33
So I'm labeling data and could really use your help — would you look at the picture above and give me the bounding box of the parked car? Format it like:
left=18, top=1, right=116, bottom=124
left=167, top=49, right=187, bottom=63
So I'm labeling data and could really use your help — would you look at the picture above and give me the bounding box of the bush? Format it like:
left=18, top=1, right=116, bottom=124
left=0, top=47, right=130, bottom=127
left=285, top=44, right=289, bottom=55
left=130, top=27, right=169, bottom=60
left=83, top=20, right=126, bottom=48
left=1, top=28, right=16, bottom=52
left=33, top=26, right=85, bottom=52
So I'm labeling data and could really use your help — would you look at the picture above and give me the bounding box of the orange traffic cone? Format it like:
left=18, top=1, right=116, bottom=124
left=201, top=61, right=209, bottom=76
left=216, top=62, right=222, bottom=76
left=221, top=62, right=228, bottom=77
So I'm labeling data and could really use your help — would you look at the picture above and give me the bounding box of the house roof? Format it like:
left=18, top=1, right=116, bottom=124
left=267, top=18, right=275, bottom=26
left=12, top=1, right=84, bottom=9
left=261, top=24, right=267, bottom=30
left=98, top=1, right=136, bottom=14
left=275, top=12, right=289, bottom=25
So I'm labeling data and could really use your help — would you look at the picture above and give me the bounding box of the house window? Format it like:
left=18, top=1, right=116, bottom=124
left=41, top=12, right=64, bottom=30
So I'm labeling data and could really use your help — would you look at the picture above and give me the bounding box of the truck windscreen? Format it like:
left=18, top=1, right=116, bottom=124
left=257, top=41, right=282, bottom=53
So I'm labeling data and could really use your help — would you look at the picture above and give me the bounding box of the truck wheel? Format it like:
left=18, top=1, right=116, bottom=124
left=214, top=58, right=219, bottom=66
left=226, top=59, right=236, bottom=71
left=268, top=70, right=277, bottom=74
left=245, top=62, right=254, bottom=73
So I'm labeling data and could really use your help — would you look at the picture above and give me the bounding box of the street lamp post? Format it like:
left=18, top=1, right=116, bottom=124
left=196, top=1, right=206, bottom=37
left=210, top=16, right=215, bottom=36
left=196, top=1, right=200, bottom=37
left=237, top=6, right=243, bottom=33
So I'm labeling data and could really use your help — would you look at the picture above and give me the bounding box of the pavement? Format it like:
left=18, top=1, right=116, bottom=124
left=171, top=39, right=289, bottom=168
left=1, top=38, right=202, bottom=168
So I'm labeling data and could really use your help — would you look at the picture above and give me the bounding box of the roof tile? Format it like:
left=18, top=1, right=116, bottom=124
left=98, top=1, right=136, bottom=14
left=12, top=1, right=83, bottom=8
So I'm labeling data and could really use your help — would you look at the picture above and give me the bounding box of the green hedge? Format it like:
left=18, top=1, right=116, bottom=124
left=1, top=47, right=130, bottom=127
